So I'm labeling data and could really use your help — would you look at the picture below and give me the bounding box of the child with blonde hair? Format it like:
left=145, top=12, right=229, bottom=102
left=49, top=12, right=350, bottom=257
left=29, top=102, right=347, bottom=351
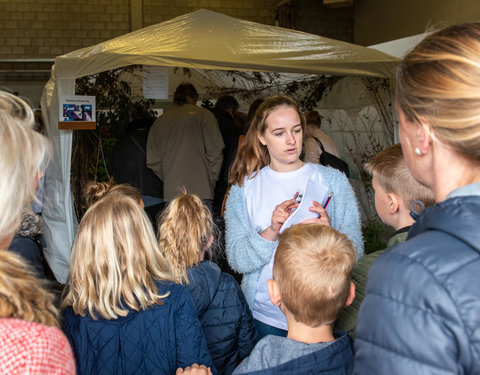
left=158, top=192, right=257, bottom=375
left=62, top=187, right=213, bottom=375
left=234, top=224, right=356, bottom=374
left=334, top=143, right=435, bottom=336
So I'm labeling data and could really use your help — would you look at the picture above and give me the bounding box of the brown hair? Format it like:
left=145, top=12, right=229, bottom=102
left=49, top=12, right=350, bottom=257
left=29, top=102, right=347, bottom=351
left=83, top=181, right=141, bottom=208
left=0, top=251, right=59, bottom=328
left=305, top=110, right=322, bottom=129
left=396, top=23, right=480, bottom=161
left=365, top=143, right=435, bottom=209
left=157, top=192, right=215, bottom=284
left=229, top=95, right=305, bottom=186
left=274, top=224, right=355, bottom=327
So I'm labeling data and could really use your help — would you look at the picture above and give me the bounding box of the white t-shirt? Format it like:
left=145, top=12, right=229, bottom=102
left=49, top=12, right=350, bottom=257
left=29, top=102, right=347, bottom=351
left=244, top=163, right=325, bottom=330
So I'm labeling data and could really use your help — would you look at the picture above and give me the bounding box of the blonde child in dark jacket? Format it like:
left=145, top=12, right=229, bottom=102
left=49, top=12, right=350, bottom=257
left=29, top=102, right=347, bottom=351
left=158, top=192, right=258, bottom=375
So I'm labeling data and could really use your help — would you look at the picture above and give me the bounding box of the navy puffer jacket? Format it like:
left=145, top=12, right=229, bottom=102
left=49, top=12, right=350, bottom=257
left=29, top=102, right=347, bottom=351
left=354, top=196, right=480, bottom=374
left=63, top=281, right=214, bottom=375
left=187, top=261, right=258, bottom=375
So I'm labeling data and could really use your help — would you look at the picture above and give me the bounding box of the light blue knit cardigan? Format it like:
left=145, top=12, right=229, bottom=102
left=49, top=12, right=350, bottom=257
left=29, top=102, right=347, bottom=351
left=224, top=164, right=364, bottom=308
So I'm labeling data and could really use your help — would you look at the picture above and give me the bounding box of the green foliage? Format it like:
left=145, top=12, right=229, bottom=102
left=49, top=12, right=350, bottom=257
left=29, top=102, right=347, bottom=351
left=362, top=218, right=392, bottom=255
left=72, top=65, right=156, bottom=218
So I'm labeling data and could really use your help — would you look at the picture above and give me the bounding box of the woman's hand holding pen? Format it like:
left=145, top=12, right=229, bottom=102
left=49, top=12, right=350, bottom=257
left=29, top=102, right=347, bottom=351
left=261, top=198, right=299, bottom=241
left=302, top=200, right=331, bottom=226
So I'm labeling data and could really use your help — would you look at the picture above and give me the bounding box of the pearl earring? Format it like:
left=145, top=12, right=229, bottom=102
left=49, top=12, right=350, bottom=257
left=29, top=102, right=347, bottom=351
left=414, top=147, right=423, bottom=156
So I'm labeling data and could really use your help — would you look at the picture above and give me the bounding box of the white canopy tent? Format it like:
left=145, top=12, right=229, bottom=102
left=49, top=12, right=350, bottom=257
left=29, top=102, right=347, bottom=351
left=41, top=9, right=399, bottom=282
left=369, top=32, right=430, bottom=58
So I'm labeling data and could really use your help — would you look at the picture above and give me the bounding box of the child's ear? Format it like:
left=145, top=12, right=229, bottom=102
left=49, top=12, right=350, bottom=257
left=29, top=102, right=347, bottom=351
left=387, top=193, right=400, bottom=215
left=344, top=281, right=356, bottom=307
left=205, top=234, right=214, bottom=250
left=267, top=279, right=282, bottom=306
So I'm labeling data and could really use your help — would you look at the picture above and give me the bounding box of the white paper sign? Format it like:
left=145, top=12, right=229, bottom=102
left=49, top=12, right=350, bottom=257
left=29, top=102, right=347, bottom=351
left=143, top=66, right=169, bottom=99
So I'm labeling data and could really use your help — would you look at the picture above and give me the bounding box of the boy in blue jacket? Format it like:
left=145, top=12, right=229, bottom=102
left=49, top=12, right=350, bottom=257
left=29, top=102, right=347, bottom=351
left=233, top=224, right=356, bottom=375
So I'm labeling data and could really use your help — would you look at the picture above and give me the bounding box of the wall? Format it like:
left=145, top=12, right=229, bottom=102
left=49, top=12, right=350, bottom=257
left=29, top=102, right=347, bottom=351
left=0, top=0, right=353, bottom=106
left=354, top=0, right=480, bottom=46
left=0, top=0, right=353, bottom=60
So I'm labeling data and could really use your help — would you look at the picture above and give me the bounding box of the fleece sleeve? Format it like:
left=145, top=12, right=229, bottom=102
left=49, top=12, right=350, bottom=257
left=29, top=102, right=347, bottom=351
left=325, top=166, right=364, bottom=259
left=224, top=185, right=277, bottom=274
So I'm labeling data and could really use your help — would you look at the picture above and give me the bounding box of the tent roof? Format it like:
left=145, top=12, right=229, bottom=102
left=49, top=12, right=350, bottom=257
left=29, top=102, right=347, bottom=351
left=369, top=32, right=430, bottom=58
left=53, top=9, right=399, bottom=80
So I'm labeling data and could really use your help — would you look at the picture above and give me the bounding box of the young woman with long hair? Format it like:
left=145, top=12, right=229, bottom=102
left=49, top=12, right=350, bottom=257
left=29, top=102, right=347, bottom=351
left=224, top=95, right=363, bottom=338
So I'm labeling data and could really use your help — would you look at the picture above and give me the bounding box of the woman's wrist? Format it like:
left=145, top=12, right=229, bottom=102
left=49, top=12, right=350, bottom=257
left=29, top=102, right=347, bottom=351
left=260, top=226, right=278, bottom=242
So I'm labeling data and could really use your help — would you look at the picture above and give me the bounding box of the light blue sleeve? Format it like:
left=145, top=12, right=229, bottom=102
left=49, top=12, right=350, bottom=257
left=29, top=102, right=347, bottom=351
left=321, top=166, right=364, bottom=259
left=224, top=185, right=277, bottom=274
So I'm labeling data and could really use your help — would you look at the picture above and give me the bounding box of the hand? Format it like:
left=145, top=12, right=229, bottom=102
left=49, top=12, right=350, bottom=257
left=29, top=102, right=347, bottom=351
left=261, top=198, right=299, bottom=241
left=176, top=364, right=213, bottom=375
left=302, top=200, right=331, bottom=226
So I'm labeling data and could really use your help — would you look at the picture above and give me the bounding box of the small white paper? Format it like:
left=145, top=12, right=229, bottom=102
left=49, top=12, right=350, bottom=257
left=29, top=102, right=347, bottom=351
left=143, top=66, right=169, bottom=99
left=279, top=178, right=329, bottom=233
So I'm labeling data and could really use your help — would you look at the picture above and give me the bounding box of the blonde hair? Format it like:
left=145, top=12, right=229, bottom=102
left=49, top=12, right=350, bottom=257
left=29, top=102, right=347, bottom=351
left=229, top=95, right=305, bottom=186
left=0, top=91, right=50, bottom=246
left=62, top=194, right=175, bottom=320
left=365, top=143, right=435, bottom=209
left=83, top=180, right=141, bottom=208
left=274, top=224, right=355, bottom=327
left=0, top=251, right=59, bottom=328
left=396, top=22, right=480, bottom=160
left=157, top=192, right=214, bottom=284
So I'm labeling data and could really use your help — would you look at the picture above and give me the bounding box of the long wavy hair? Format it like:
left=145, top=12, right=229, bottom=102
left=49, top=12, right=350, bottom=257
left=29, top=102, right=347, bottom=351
left=62, top=194, right=175, bottom=320
left=0, top=251, right=59, bottom=328
left=157, top=192, right=215, bottom=284
left=228, top=95, right=305, bottom=186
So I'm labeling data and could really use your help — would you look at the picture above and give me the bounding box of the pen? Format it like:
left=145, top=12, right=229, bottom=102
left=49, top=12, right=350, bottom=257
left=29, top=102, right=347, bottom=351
left=288, top=189, right=300, bottom=214
left=323, top=193, right=333, bottom=209
left=278, top=189, right=300, bottom=234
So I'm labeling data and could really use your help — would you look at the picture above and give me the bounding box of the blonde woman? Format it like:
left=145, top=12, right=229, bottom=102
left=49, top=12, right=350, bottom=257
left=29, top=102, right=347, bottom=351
left=355, top=23, right=480, bottom=374
left=158, top=193, right=257, bottom=375
left=0, top=91, right=75, bottom=373
left=225, top=95, right=363, bottom=338
left=62, top=189, right=213, bottom=375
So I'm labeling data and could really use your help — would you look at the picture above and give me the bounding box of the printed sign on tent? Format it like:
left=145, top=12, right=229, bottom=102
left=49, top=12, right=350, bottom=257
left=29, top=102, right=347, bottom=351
left=59, top=95, right=96, bottom=130
left=143, top=66, right=169, bottom=99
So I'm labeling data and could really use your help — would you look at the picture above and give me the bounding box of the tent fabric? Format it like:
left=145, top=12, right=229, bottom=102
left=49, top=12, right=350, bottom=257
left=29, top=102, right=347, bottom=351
left=368, top=32, right=430, bottom=58
left=41, top=9, right=399, bottom=282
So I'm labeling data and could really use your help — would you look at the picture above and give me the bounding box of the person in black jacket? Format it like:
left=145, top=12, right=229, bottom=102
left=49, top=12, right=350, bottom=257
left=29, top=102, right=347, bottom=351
left=157, top=192, right=258, bottom=375
left=211, top=95, right=242, bottom=218
left=111, top=102, right=164, bottom=226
